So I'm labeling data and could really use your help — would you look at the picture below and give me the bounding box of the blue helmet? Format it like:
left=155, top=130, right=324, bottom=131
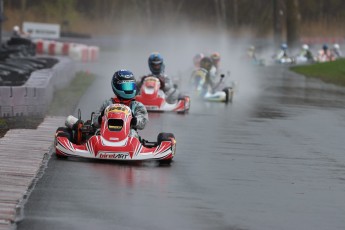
left=111, top=69, right=137, bottom=100
left=322, top=44, right=328, bottom=50
left=148, top=52, right=164, bottom=75
left=281, top=43, right=288, bottom=50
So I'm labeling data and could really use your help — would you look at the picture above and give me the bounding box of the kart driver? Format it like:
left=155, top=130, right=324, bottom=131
left=64, top=70, right=148, bottom=141
left=210, top=52, right=221, bottom=74
left=193, top=53, right=204, bottom=69
left=98, top=69, right=148, bottom=138
left=138, top=52, right=179, bottom=104
left=273, top=43, right=289, bottom=60
left=298, top=44, right=314, bottom=62
left=317, top=44, right=335, bottom=62
left=192, top=56, right=222, bottom=95
left=331, top=43, right=342, bottom=59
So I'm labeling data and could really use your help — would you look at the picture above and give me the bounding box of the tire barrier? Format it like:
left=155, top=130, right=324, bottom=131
left=0, top=56, right=76, bottom=117
left=35, top=39, right=99, bottom=62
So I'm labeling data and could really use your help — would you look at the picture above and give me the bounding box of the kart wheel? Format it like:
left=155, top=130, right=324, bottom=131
left=55, top=127, right=72, bottom=159
left=56, top=127, right=72, bottom=141
left=222, top=87, right=233, bottom=103
left=56, top=151, right=68, bottom=159
left=223, top=87, right=229, bottom=103
left=157, top=133, right=175, bottom=145
left=159, top=159, right=172, bottom=166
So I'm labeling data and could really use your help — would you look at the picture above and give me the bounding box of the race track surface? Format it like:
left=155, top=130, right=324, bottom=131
left=16, top=36, right=345, bottom=230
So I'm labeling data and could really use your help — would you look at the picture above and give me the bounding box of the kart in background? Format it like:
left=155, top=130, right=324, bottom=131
left=135, top=76, right=190, bottom=114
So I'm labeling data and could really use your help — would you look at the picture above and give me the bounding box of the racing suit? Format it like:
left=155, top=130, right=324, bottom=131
left=191, top=66, right=219, bottom=95
left=98, top=96, right=148, bottom=138
left=317, top=49, right=335, bottom=62
left=139, top=74, right=179, bottom=104
left=331, top=48, right=342, bottom=58
left=274, top=50, right=289, bottom=60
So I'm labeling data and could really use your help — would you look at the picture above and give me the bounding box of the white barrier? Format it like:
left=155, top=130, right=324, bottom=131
left=0, top=87, right=13, bottom=117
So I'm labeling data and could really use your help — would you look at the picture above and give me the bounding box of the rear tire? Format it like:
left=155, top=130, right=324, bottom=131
left=222, top=87, right=233, bottom=103
left=157, top=133, right=175, bottom=144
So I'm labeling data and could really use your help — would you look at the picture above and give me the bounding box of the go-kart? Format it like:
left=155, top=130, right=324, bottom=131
left=54, top=104, right=176, bottom=164
left=190, top=69, right=235, bottom=103
left=135, top=76, right=190, bottom=113
left=275, top=56, right=295, bottom=64
left=294, top=55, right=315, bottom=64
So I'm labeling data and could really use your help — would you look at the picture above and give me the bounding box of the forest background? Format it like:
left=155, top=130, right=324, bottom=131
left=2, top=0, right=345, bottom=46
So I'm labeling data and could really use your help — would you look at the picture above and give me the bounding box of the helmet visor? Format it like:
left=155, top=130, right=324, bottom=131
left=152, top=63, right=161, bottom=70
left=117, top=80, right=136, bottom=91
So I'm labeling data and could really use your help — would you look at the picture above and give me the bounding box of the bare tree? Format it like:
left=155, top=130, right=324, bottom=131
left=285, top=0, right=300, bottom=47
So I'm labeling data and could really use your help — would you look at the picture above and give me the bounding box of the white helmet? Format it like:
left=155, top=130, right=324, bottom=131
left=13, top=25, right=20, bottom=32
left=302, top=44, right=309, bottom=50
left=333, top=43, right=340, bottom=49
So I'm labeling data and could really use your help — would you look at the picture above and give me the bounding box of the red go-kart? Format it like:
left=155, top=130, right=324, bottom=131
left=135, top=76, right=190, bottom=113
left=55, top=104, right=176, bottom=164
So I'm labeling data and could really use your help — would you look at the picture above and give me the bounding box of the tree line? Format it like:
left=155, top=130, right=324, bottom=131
left=3, top=0, right=345, bottom=45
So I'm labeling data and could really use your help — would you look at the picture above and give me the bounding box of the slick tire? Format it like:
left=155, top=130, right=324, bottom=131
left=157, top=133, right=175, bottom=165
left=157, top=132, right=175, bottom=144
left=55, top=127, right=72, bottom=159
left=223, top=87, right=233, bottom=103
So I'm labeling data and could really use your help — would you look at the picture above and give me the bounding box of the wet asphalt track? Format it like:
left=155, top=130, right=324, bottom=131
left=16, top=44, right=345, bottom=229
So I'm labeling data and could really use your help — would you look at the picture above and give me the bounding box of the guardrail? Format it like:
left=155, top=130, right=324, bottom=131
left=0, top=56, right=76, bottom=117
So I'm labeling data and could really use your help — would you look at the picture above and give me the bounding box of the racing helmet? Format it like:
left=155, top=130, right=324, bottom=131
left=193, top=53, right=204, bottom=67
left=148, top=52, right=164, bottom=75
left=210, top=52, right=221, bottom=66
left=281, top=43, right=288, bottom=50
left=13, top=25, right=20, bottom=32
left=302, top=44, right=309, bottom=50
left=333, top=43, right=340, bottom=50
left=322, top=44, right=328, bottom=50
left=199, top=57, right=213, bottom=71
left=111, top=69, right=137, bottom=100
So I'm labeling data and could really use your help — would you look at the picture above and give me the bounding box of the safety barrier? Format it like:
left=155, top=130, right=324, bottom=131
left=0, top=56, right=76, bottom=118
left=35, top=39, right=100, bottom=62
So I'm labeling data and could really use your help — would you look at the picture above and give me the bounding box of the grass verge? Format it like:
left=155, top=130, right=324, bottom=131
left=0, top=71, right=95, bottom=137
left=290, top=59, right=345, bottom=87
left=47, top=71, right=96, bottom=116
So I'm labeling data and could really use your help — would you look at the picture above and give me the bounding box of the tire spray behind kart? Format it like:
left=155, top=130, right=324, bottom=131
left=65, top=115, right=79, bottom=129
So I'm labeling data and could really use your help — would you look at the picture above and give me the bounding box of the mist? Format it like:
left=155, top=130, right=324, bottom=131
left=82, top=19, right=265, bottom=116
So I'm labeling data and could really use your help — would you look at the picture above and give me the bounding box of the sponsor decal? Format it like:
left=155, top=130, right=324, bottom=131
left=99, top=152, right=129, bottom=159
left=105, top=104, right=130, bottom=116
left=109, top=125, right=123, bottom=129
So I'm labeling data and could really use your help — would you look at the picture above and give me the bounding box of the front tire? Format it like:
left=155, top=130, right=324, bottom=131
left=157, top=133, right=175, bottom=144
left=55, top=127, right=72, bottom=159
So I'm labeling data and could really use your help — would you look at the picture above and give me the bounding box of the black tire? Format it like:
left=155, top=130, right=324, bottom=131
left=222, top=87, right=233, bottom=103
left=222, top=87, right=229, bottom=103
left=159, top=159, right=173, bottom=166
left=157, top=133, right=175, bottom=145
left=55, top=127, right=72, bottom=159
left=56, top=127, right=72, bottom=140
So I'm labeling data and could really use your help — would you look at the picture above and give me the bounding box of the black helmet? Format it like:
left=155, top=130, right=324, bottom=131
left=148, top=52, right=164, bottom=75
left=199, top=57, right=213, bottom=71
left=111, top=69, right=137, bottom=100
